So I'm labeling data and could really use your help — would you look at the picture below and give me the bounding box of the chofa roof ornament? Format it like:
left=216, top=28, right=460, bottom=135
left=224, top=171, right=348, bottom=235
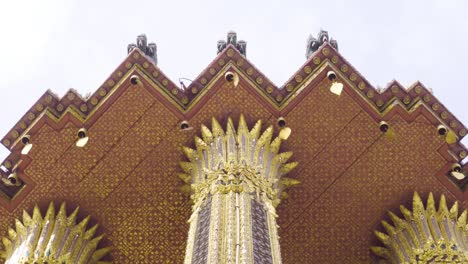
left=127, top=34, right=158, bottom=65
left=217, top=31, right=247, bottom=57
left=306, top=29, right=338, bottom=59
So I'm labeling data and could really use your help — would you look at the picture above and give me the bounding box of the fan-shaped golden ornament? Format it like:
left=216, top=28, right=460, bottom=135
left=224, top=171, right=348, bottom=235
left=371, top=192, right=468, bottom=264
left=0, top=202, right=110, bottom=264
left=180, top=115, right=299, bottom=213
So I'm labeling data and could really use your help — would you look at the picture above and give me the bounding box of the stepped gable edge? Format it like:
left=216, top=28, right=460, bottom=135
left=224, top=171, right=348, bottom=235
left=1, top=41, right=467, bottom=193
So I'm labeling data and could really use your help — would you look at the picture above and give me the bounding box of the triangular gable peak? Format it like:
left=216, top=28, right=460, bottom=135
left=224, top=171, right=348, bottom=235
left=1, top=39, right=468, bottom=197
left=282, top=43, right=467, bottom=158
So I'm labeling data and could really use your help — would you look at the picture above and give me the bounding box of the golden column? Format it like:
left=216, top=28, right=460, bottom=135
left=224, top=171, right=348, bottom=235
left=180, top=115, right=298, bottom=264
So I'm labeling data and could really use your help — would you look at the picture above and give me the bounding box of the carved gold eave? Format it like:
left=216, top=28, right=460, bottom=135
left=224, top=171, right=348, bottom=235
left=0, top=202, right=110, bottom=264
left=372, top=192, right=468, bottom=264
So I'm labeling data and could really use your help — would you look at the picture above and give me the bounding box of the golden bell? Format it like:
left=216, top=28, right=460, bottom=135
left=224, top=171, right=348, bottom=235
left=225, top=71, right=239, bottom=87
left=330, top=82, right=344, bottom=96
left=20, top=135, right=33, bottom=155
left=279, top=127, right=292, bottom=140
left=76, top=128, right=89, bottom=147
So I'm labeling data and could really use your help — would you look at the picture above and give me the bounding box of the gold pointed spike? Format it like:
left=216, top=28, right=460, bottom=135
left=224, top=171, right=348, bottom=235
left=276, top=151, right=293, bottom=163
left=400, top=205, right=412, bottom=221
left=77, top=216, right=91, bottom=230
left=426, top=192, right=436, bottom=216
left=457, top=210, right=467, bottom=228
left=45, top=202, right=56, bottom=220
left=180, top=162, right=193, bottom=174
left=63, top=216, right=91, bottom=257
left=178, top=173, right=192, bottom=184
left=446, top=130, right=457, bottom=144
left=77, top=235, right=104, bottom=264
left=211, top=117, right=224, bottom=137
left=68, top=206, right=80, bottom=225
left=370, top=246, right=391, bottom=258
left=280, top=177, right=301, bottom=189
left=450, top=201, right=459, bottom=220
left=2, top=237, right=11, bottom=249
left=392, top=209, right=420, bottom=249
left=249, top=119, right=262, bottom=140
left=15, top=219, right=26, bottom=236
left=0, top=252, right=8, bottom=261
left=47, top=203, right=68, bottom=257
left=270, top=137, right=282, bottom=154
left=194, top=136, right=208, bottom=150
left=22, top=209, right=33, bottom=227
left=0, top=238, right=11, bottom=260
left=91, top=247, right=112, bottom=262
left=182, top=146, right=197, bottom=162
left=32, top=204, right=43, bottom=222
left=200, top=125, right=213, bottom=143
left=226, top=117, right=236, bottom=135
left=374, top=230, right=390, bottom=244
left=381, top=220, right=396, bottom=235
left=90, top=234, right=104, bottom=246
left=238, top=114, right=249, bottom=133
left=7, top=227, right=16, bottom=240
left=84, top=224, right=99, bottom=240
left=279, top=162, right=299, bottom=174
left=412, top=192, right=425, bottom=218
left=388, top=211, right=405, bottom=229
left=438, top=194, right=450, bottom=218
left=57, top=202, right=68, bottom=222
left=2, top=243, right=10, bottom=261
left=258, top=125, right=273, bottom=146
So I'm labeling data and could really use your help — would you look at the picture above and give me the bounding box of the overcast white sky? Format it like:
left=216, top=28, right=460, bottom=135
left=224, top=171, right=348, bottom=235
left=0, top=0, right=467, bottom=161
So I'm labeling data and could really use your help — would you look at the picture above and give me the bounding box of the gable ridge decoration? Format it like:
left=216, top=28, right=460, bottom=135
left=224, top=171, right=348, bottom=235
left=217, top=31, right=247, bottom=56
left=127, top=33, right=158, bottom=65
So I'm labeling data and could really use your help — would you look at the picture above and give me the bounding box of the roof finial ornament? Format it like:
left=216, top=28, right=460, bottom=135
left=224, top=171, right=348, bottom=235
left=217, top=31, right=247, bottom=57
left=127, top=33, right=158, bottom=65
left=306, top=29, right=338, bottom=59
